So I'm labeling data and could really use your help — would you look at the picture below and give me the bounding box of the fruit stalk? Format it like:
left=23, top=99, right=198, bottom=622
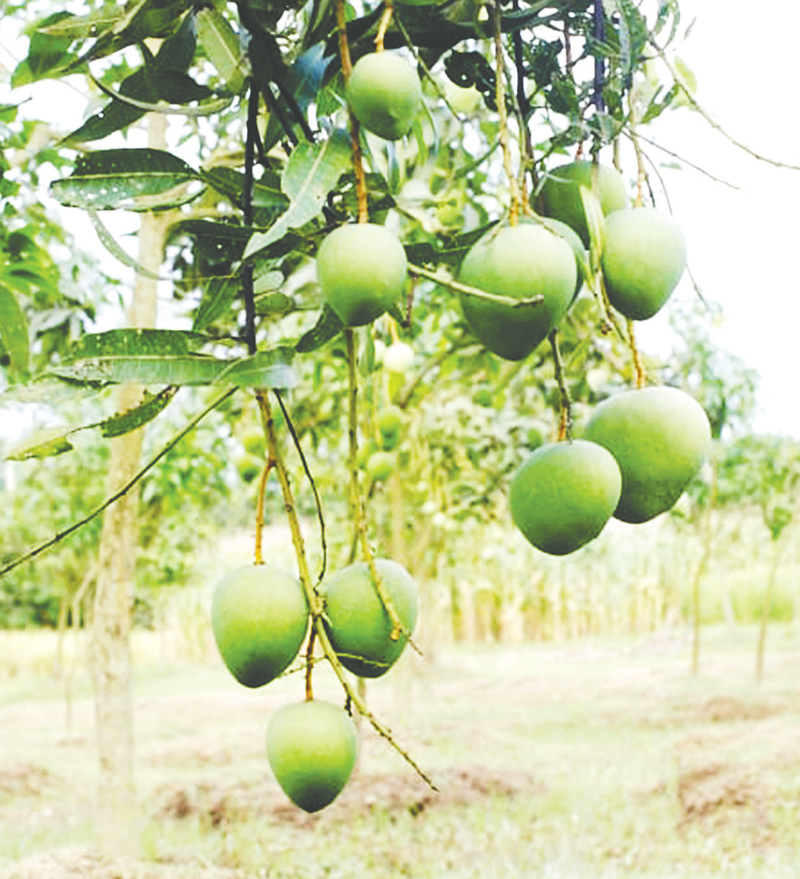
left=374, top=1, right=393, bottom=52
left=408, top=262, right=544, bottom=309
left=253, top=457, right=276, bottom=565
left=335, top=0, right=368, bottom=222
left=549, top=329, right=572, bottom=441
left=626, top=318, right=646, bottom=389
left=256, top=389, right=435, bottom=790
left=345, top=328, right=406, bottom=641
left=491, top=0, right=521, bottom=224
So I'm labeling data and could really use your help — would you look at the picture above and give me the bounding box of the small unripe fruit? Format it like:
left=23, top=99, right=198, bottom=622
left=583, top=386, right=711, bottom=523
left=459, top=224, right=577, bottom=361
left=346, top=52, right=423, bottom=141
left=322, top=558, right=418, bottom=678
left=510, top=440, right=622, bottom=555
left=540, top=161, right=629, bottom=247
left=366, top=450, right=396, bottom=482
left=601, top=208, right=687, bottom=320
left=317, top=224, right=407, bottom=327
left=212, top=565, right=309, bottom=688
left=267, top=701, right=358, bottom=813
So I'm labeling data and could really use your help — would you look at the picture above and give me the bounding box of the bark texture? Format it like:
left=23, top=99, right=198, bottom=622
left=89, top=114, right=167, bottom=857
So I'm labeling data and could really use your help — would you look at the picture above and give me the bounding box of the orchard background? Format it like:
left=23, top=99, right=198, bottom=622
left=1, top=0, right=800, bottom=876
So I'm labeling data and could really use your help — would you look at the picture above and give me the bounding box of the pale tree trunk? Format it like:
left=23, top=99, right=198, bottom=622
left=89, top=113, right=168, bottom=858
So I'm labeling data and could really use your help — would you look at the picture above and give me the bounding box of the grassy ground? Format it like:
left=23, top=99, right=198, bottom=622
left=1, top=624, right=799, bottom=879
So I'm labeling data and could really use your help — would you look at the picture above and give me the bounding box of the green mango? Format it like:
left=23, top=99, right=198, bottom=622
left=211, top=564, right=309, bottom=688
left=583, top=386, right=711, bottom=523
left=601, top=208, right=687, bottom=321
left=510, top=440, right=622, bottom=555
left=535, top=216, right=586, bottom=305
left=366, top=449, right=396, bottom=482
left=321, top=558, right=418, bottom=678
left=377, top=405, right=404, bottom=439
left=267, top=700, right=358, bottom=813
left=346, top=52, right=422, bottom=141
left=316, top=223, right=407, bottom=327
left=458, top=224, right=577, bottom=361
left=540, top=161, right=629, bottom=246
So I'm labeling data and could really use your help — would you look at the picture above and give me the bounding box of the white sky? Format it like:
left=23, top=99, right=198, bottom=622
left=2, top=0, right=799, bottom=439
left=635, top=0, right=800, bottom=437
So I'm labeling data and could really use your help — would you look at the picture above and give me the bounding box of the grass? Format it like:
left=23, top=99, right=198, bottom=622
left=1, top=624, right=800, bottom=878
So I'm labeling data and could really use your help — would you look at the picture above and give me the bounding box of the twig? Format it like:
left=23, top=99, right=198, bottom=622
left=242, top=80, right=260, bottom=356
left=344, top=329, right=406, bottom=641
left=335, top=0, right=369, bottom=222
left=628, top=130, right=743, bottom=191
left=274, top=389, right=328, bottom=585
left=375, top=1, right=394, bottom=51
left=626, top=318, right=646, bottom=388
left=256, top=388, right=436, bottom=790
left=254, top=457, right=276, bottom=565
left=549, top=329, right=572, bottom=440
left=408, top=262, right=543, bottom=309
left=491, top=0, right=521, bottom=223
left=655, top=45, right=800, bottom=171
left=0, top=387, right=236, bottom=579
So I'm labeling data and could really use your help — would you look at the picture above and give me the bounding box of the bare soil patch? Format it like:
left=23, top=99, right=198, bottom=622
left=0, top=763, right=55, bottom=800
left=156, top=764, right=542, bottom=830
left=677, top=759, right=768, bottom=824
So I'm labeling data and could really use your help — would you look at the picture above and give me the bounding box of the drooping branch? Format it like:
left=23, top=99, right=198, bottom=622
left=0, top=386, right=236, bottom=576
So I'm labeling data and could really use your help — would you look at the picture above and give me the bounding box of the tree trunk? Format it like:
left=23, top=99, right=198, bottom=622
left=89, top=113, right=167, bottom=858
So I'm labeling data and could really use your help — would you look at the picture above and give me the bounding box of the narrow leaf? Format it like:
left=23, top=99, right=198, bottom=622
left=0, top=284, right=30, bottom=375
left=196, top=7, right=247, bottom=94
left=88, top=211, right=165, bottom=279
left=295, top=305, right=343, bottom=353
left=99, top=386, right=178, bottom=437
left=243, top=130, right=352, bottom=261
left=192, top=276, right=240, bottom=332
left=6, top=427, right=74, bottom=461
left=67, top=329, right=202, bottom=360
left=63, top=68, right=152, bottom=144
left=216, top=347, right=298, bottom=389
left=51, top=355, right=229, bottom=386
left=50, top=148, right=201, bottom=211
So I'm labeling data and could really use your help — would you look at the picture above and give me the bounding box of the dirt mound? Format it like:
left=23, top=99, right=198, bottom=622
left=677, top=760, right=767, bottom=822
left=697, top=696, right=776, bottom=723
left=0, top=848, right=245, bottom=879
left=0, top=763, right=54, bottom=799
left=157, top=765, right=540, bottom=828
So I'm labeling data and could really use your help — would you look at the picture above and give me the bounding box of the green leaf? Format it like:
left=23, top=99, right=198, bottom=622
left=0, top=284, right=30, bottom=376
left=67, top=329, right=203, bottom=360
left=73, top=0, right=194, bottom=70
left=243, top=130, right=352, bottom=262
left=6, top=427, right=74, bottom=461
left=192, top=276, right=240, bottom=332
left=11, top=12, right=79, bottom=87
left=216, top=347, right=298, bottom=389
left=99, top=386, right=178, bottom=437
left=195, top=7, right=247, bottom=94
left=295, top=305, right=343, bottom=353
left=63, top=67, right=152, bottom=144
left=34, top=6, right=125, bottom=40
left=50, top=148, right=201, bottom=211
left=88, top=211, right=165, bottom=279
left=51, top=355, right=229, bottom=386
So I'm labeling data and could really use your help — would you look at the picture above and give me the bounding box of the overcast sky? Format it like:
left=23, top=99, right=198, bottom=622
left=636, top=0, right=800, bottom=437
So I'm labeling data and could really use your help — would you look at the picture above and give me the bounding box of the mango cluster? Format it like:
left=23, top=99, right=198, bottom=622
left=211, top=558, right=418, bottom=812
left=510, top=386, right=711, bottom=556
